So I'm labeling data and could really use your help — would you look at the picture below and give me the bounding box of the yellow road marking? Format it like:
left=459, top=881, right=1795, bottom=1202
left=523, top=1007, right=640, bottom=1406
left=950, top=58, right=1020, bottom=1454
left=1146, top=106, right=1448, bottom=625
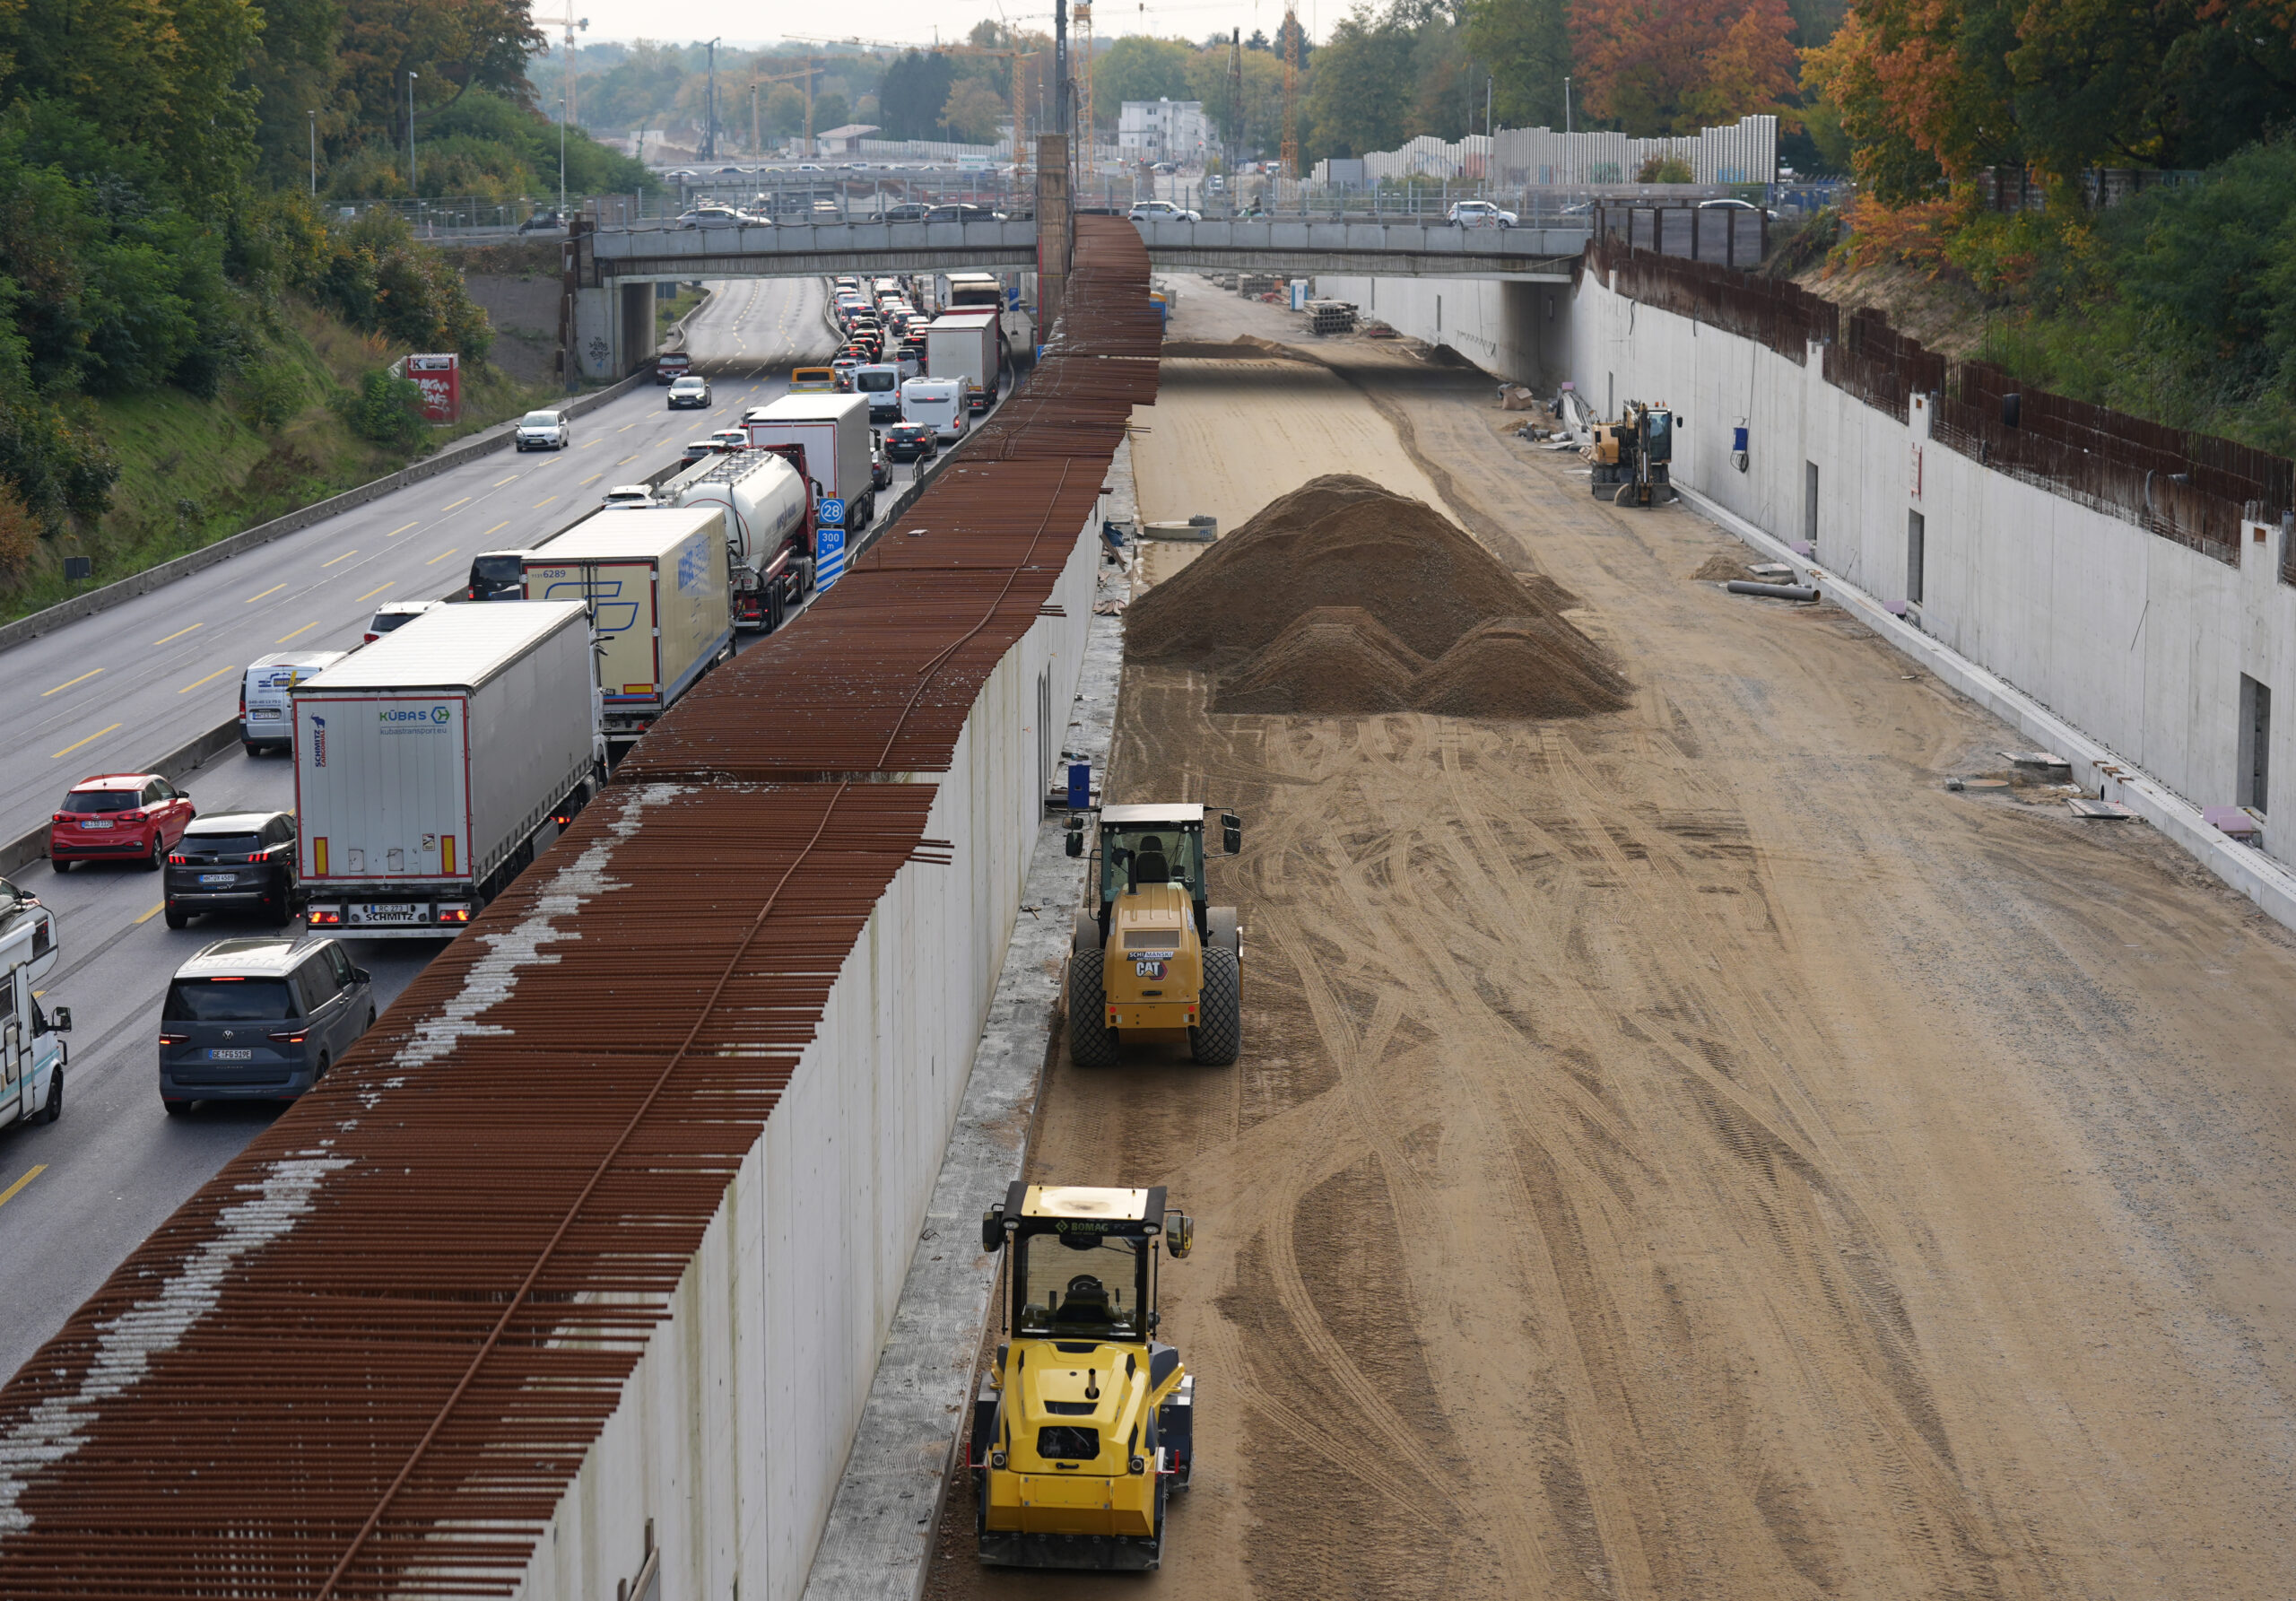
left=356, top=582, right=395, bottom=602
left=40, top=668, right=103, bottom=697
left=618, top=455, right=639, bottom=466
left=0, top=1166, right=46, bottom=1211
left=533, top=495, right=558, bottom=509
left=483, top=521, right=510, bottom=537
left=51, top=723, right=121, bottom=759
left=386, top=521, right=419, bottom=536
left=441, top=497, right=470, bottom=511
left=492, top=473, right=521, bottom=486
left=178, top=666, right=235, bottom=694
left=424, top=547, right=460, bottom=565
left=579, top=474, right=602, bottom=485
left=244, top=583, right=287, bottom=604
left=276, top=622, right=319, bottom=644
left=618, top=423, right=635, bottom=432
left=152, top=623, right=202, bottom=646
left=579, top=439, right=602, bottom=448
left=321, top=550, right=358, bottom=567
left=135, top=902, right=165, bottom=926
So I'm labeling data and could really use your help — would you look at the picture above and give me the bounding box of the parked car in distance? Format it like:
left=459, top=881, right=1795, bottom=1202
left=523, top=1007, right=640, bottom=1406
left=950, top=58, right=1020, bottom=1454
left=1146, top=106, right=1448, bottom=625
left=240, top=651, right=348, bottom=755
left=165, top=812, right=300, bottom=928
left=882, top=422, right=938, bottom=464
left=158, top=936, right=373, bottom=1113
left=517, top=209, right=565, bottom=233
left=363, top=598, right=446, bottom=644
left=882, top=203, right=930, bottom=222
left=1697, top=196, right=1781, bottom=219
left=516, top=408, right=571, bottom=450
left=667, top=374, right=712, bottom=409
left=1447, top=200, right=1518, bottom=228
left=1207, top=173, right=1226, bottom=193
left=1126, top=199, right=1201, bottom=223
left=656, top=351, right=693, bottom=384
left=49, top=773, right=196, bottom=873
left=926, top=203, right=1001, bottom=222
left=677, top=206, right=756, bottom=230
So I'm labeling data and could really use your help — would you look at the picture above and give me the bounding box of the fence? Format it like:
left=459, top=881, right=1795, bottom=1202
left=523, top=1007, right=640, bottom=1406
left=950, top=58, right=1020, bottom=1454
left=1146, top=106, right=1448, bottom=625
left=1589, top=237, right=2295, bottom=567
left=1977, top=166, right=2208, bottom=212
left=1596, top=203, right=1769, bottom=269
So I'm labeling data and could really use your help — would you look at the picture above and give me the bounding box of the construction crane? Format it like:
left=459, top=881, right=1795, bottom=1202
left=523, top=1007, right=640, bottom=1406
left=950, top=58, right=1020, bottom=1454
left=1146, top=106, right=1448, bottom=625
left=535, top=13, right=590, bottom=129
left=1281, top=7, right=1300, bottom=186
left=790, top=34, right=1041, bottom=184
left=749, top=59, right=823, bottom=153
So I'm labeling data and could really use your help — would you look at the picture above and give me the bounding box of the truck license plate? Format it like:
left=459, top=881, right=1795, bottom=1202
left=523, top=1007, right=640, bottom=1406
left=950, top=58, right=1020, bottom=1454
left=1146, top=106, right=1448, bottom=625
left=350, top=902, right=424, bottom=926
left=207, top=1048, right=253, bottom=1061
left=1134, top=961, right=1166, bottom=979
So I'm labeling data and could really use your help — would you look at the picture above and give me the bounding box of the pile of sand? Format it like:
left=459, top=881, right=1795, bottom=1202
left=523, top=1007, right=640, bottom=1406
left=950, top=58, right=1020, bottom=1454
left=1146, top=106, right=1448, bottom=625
left=1129, top=474, right=1629, bottom=720
left=1690, top=553, right=1752, bottom=581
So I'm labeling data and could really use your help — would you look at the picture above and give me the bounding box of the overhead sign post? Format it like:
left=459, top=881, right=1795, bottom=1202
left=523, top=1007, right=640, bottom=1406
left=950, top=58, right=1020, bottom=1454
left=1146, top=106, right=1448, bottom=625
left=816, top=497, right=847, bottom=589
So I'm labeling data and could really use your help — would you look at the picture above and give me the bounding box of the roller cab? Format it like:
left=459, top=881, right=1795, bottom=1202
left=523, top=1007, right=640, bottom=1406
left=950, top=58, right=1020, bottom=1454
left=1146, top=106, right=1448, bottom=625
left=972, top=1184, right=1196, bottom=1571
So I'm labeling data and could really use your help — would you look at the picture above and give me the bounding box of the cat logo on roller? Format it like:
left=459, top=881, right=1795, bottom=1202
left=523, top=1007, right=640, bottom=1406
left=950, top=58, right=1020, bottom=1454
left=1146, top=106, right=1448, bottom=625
left=972, top=1185, right=1196, bottom=1570
left=1063, top=803, right=1244, bottom=1067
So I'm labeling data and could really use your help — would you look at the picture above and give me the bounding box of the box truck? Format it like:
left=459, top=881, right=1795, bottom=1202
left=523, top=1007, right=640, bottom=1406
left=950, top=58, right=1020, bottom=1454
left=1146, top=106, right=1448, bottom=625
left=744, top=393, right=876, bottom=532
left=925, top=312, right=1003, bottom=414
left=0, top=878, right=70, bottom=1128
left=519, top=506, right=735, bottom=744
left=292, top=602, right=604, bottom=938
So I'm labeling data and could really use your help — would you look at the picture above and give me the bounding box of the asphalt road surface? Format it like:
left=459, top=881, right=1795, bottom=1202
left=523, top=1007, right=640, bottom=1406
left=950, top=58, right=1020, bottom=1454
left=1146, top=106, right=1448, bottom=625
left=0, top=275, right=844, bottom=1383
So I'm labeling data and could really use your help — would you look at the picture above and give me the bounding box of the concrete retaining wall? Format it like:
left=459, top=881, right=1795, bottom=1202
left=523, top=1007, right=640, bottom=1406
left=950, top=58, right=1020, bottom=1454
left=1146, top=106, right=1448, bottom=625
left=503, top=512, right=1103, bottom=1601
left=1318, top=261, right=2296, bottom=875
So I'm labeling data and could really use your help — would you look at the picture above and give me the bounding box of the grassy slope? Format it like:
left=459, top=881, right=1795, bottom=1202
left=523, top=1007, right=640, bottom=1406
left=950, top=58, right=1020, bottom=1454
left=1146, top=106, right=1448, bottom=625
left=4, top=300, right=556, bottom=625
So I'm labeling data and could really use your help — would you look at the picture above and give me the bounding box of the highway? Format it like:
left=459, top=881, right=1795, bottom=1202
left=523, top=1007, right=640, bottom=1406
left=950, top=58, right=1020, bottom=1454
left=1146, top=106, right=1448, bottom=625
left=0, top=274, right=845, bottom=1381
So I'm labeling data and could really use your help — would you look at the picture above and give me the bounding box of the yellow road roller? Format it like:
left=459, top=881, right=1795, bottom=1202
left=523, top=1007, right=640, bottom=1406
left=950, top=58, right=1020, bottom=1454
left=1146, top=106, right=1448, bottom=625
left=1064, top=802, right=1242, bottom=1066
left=971, top=1183, right=1196, bottom=1570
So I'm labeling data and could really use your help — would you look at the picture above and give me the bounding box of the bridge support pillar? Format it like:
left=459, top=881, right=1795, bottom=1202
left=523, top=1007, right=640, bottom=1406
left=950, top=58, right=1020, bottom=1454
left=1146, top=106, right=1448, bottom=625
left=570, top=286, right=619, bottom=385
left=621, top=280, right=658, bottom=373
left=1035, top=135, right=1070, bottom=352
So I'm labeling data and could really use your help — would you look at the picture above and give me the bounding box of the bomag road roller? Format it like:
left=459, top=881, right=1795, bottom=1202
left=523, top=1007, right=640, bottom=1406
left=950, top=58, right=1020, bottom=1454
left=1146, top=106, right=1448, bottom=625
left=972, top=1184, right=1197, bottom=1570
left=1063, top=803, right=1243, bottom=1067
left=1585, top=399, right=1678, bottom=507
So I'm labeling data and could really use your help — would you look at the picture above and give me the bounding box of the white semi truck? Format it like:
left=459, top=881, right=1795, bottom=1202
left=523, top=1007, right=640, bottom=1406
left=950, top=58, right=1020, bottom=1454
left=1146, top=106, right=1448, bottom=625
left=0, top=877, right=70, bottom=1128
left=744, top=393, right=877, bottom=532
left=519, top=507, right=735, bottom=745
left=292, top=602, right=605, bottom=939
left=925, top=312, right=1004, bottom=414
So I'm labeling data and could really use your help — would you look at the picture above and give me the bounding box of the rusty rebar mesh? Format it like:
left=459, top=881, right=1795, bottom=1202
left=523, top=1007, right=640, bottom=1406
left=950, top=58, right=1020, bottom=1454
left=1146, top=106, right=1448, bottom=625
left=0, top=214, right=1155, bottom=1599
left=0, top=783, right=937, bottom=1598
left=1588, top=237, right=2292, bottom=562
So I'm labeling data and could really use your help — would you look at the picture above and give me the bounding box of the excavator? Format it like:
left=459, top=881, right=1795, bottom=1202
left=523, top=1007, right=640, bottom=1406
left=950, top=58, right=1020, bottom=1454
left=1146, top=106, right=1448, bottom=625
left=1585, top=399, right=1678, bottom=507
left=972, top=1184, right=1196, bottom=1570
left=1064, top=804, right=1243, bottom=1067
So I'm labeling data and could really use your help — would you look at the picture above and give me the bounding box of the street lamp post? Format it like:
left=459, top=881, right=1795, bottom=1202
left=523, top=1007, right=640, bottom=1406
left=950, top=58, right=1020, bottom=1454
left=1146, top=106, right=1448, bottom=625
left=407, top=71, right=419, bottom=196
left=704, top=38, right=721, bottom=161
left=560, top=95, right=569, bottom=217
left=309, top=109, right=317, bottom=196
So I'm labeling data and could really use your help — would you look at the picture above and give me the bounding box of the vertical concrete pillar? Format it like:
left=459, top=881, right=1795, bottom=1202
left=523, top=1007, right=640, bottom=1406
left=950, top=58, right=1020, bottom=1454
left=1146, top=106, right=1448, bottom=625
left=620, top=281, right=658, bottom=374
left=1035, top=134, right=1071, bottom=353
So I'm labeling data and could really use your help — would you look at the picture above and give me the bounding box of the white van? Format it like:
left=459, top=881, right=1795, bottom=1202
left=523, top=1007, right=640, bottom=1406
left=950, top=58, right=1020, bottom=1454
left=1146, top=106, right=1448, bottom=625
left=240, top=650, right=348, bottom=755
left=900, top=378, right=968, bottom=444
left=0, top=877, right=71, bottom=1129
left=853, top=363, right=903, bottom=422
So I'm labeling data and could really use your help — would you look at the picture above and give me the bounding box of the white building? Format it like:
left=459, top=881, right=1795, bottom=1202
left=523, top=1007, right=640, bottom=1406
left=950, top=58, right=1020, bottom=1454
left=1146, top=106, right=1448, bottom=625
left=1118, top=100, right=1210, bottom=166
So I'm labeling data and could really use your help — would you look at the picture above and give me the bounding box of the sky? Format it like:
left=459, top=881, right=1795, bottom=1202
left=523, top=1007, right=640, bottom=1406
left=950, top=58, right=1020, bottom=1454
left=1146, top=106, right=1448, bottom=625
left=552, top=0, right=1322, bottom=50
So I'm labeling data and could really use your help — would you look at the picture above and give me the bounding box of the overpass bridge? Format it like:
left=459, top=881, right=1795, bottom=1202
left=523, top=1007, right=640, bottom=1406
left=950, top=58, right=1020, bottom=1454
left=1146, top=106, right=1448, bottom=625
left=568, top=215, right=1587, bottom=380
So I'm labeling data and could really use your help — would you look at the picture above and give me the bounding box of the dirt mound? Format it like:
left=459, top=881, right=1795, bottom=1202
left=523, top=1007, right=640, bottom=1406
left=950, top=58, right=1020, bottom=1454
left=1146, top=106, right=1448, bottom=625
left=1691, top=553, right=1752, bottom=581
left=1214, top=608, right=1426, bottom=714
left=1130, top=474, right=1560, bottom=666
left=1412, top=617, right=1633, bottom=719
left=1128, top=474, right=1627, bottom=720
left=1160, top=337, right=1304, bottom=361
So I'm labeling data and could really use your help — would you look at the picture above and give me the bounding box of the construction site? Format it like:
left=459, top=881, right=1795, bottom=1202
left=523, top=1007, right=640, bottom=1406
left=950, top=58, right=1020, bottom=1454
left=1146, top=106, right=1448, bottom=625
left=3, top=191, right=2295, bottom=1601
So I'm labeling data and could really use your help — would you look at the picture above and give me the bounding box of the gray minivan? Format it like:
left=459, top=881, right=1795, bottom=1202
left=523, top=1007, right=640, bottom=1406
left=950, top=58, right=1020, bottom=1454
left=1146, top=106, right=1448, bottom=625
left=159, top=936, right=373, bottom=1113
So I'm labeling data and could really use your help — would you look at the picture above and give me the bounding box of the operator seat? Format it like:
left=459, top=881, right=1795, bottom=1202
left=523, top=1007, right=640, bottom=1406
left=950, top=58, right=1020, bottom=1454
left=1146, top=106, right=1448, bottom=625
left=1133, top=837, right=1171, bottom=887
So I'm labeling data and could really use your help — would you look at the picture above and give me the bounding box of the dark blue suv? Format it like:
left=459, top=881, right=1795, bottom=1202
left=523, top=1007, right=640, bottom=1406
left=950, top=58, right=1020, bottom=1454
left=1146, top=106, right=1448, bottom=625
left=159, top=937, right=373, bottom=1114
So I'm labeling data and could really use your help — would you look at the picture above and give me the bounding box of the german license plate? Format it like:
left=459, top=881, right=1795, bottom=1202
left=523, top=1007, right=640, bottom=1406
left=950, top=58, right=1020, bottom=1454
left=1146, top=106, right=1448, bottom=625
left=200, top=873, right=235, bottom=884
left=80, top=821, right=112, bottom=831
left=249, top=708, right=281, bottom=719
left=207, top=1048, right=253, bottom=1061
left=350, top=902, right=424, bottom=926
left=1133, top=960, right=1166, bottom=979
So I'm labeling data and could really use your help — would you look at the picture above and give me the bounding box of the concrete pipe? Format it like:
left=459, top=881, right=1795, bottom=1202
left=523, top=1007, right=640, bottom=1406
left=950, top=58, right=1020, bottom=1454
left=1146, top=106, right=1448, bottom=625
left=1726, top=580, right=1821, bottom=602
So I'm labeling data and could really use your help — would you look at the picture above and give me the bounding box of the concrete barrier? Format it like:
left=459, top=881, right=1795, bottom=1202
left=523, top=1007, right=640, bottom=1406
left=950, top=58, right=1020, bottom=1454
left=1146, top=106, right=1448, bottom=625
left=0, top=718, right=243, bottom=877
left=0, top=371, right=655, bottom=657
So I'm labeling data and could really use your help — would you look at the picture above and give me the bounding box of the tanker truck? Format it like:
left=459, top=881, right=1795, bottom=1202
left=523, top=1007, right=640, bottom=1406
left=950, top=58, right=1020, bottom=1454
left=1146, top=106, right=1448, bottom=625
left=667, top=447, right=815, bottom=631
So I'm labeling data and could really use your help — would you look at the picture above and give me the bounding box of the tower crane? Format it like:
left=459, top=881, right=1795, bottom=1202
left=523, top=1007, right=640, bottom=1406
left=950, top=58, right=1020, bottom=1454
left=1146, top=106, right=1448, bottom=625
left=534, top=13, right=590, bottom=129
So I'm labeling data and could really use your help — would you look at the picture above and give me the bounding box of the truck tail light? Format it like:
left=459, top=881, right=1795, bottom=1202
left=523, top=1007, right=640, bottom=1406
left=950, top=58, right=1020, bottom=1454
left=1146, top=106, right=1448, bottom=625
left=438, top=906, right=471, bottom=924
left=307, top=907, right=342, bottom=925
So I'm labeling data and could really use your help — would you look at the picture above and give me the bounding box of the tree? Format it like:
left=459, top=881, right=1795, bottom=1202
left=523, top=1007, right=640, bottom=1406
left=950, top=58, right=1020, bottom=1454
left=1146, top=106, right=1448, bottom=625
left=1465, top=0, right=1571, bottom=128
left=877, top=49, right=953, bottom=139
left=813, top=91, right=850, bottom=132
left=1569, top=0, right=1797, bottom=135
left=1305, top=6, right=1415, bottom=158
left=764, top=83, right=807, bottom=137
left=335, top=0, right=544, bottom=154
left=1094, top=37, right=1194, bottom=123
left=941, top=80, right=1004, bottom=142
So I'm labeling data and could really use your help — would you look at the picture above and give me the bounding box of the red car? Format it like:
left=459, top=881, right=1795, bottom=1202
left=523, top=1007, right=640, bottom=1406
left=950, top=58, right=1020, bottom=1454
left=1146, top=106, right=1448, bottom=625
left=49, top=772, right=197, bottom=872
left=656, top=351, right=693, bottom=385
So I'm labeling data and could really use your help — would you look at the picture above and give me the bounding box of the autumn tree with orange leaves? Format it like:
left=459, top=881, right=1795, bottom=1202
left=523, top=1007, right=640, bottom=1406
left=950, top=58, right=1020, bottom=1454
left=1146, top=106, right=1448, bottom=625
left=1567, top=0, right=1801, bottom=135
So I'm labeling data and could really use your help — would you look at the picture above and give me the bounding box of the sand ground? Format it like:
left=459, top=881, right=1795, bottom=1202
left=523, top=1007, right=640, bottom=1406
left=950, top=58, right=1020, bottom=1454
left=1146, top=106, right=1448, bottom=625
left=924, top=281, right=2296, bottom=1600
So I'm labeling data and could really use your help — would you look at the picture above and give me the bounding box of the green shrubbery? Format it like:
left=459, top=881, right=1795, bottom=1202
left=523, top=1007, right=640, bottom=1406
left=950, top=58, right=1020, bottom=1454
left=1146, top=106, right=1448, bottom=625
left=339, top=370, right=428, bottom=450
